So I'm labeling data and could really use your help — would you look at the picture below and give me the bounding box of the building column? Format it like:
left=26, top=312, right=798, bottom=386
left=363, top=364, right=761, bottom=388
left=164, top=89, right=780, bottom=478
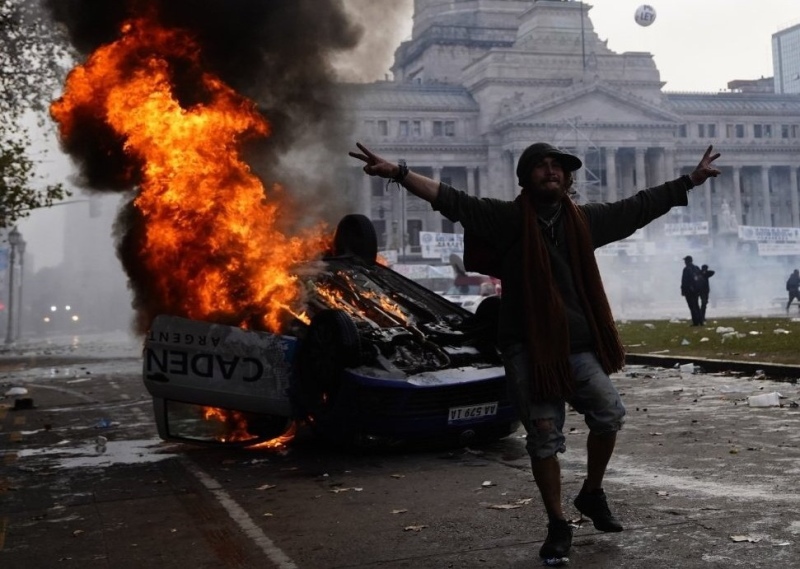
left=605, top=146, right=618, bottom=202
left=732, top=166, right=743, bottom=225
left=508, top=150, right=518, bottom=200
left=634, top=147, right=646, bottom=190
left=761, top=166, right=772, bottom=226
left=430, top=166, right=442, bottom=230
left=664, top=146, right=677, bottom=180
left=574, top=146, right=586, bottom=194
left=790, top=167, right=799, bottom=227
left=361, top=172, right=373, bottom=218
left=466, top=166, right=477, bottom=196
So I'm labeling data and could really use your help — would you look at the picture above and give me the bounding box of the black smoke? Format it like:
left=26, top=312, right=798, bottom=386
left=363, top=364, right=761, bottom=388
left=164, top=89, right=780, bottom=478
left=45, top=0, right=364, bottom=191
left=44, top=0, right=379, bottom=333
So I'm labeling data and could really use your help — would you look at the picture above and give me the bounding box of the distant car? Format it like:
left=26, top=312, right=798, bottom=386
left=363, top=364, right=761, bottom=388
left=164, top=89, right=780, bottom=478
left=441, top=272, right=501, bottom=314
left=143, top=214, right=519, bottom=449
left=36, top=303, right=83, bottom=335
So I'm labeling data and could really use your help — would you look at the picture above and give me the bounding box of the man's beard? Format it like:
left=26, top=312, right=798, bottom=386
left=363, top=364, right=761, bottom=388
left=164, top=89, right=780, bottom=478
left=530, top=181, right=566, bottom=204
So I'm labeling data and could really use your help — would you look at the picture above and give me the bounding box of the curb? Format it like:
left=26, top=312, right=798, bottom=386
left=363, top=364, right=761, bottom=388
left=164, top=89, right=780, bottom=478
left=625, top=353, right=800, bottom=382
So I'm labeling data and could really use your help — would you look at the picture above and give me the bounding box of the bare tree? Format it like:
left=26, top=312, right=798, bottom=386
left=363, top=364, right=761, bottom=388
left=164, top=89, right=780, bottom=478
left=0, top=0, right=71, bottom=229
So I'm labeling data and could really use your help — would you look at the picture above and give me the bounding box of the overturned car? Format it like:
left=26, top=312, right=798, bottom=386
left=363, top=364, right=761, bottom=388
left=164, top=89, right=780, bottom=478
left=143, top=214, right=518, bottom=449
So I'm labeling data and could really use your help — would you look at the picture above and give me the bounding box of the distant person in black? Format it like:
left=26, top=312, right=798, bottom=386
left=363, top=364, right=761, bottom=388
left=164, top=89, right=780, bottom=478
left=681, top=256, right=703, bottom=326
left=698, top=264, right=715, bottom=325
left=786, top=269, right=800, bottom=313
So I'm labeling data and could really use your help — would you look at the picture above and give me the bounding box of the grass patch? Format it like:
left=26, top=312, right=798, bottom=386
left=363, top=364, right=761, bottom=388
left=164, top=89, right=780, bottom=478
left=617, top=316, right=800, bottom=366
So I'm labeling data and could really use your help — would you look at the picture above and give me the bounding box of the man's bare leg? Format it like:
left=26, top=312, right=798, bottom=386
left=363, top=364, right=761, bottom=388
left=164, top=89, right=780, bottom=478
left=583, top=431, right=617, bottom=492
left=531, top=455, right=564, bottom=520
left=574, top=431, right=623, bottom=532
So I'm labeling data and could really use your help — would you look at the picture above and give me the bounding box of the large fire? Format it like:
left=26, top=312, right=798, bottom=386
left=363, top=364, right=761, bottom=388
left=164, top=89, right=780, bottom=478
left=50, top=13, right=335, bottom=448
left=50, top=15, right=329, bottom=334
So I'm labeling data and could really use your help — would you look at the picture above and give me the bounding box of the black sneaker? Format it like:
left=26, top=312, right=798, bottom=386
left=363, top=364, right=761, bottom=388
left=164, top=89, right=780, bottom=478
left=539, top=518, right=573, bottom=559
left=573, top=489, right=623, bottom=532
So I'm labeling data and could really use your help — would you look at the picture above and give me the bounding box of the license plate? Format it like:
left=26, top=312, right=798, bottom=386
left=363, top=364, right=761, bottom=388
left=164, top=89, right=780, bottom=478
left=448, top=402, right=498, bottom=423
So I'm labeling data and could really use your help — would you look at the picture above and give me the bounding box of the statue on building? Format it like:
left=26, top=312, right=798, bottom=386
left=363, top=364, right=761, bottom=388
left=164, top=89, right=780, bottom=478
left=719, top=199, right=738, bottom=234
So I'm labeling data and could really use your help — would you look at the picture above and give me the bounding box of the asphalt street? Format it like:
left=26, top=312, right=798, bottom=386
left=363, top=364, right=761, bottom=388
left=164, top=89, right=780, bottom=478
left=1, top=332, right=799, bottom=569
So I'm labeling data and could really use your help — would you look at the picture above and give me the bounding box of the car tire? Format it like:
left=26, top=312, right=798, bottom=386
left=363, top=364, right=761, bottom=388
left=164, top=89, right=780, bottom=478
left=294, top=309, right=361, bottom=421
left=332, top=214, right=378, bottom=264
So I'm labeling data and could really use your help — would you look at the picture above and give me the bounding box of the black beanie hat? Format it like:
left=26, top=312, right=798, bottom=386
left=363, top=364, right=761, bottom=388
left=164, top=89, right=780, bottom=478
left=516, top=142, right=582, bottom=186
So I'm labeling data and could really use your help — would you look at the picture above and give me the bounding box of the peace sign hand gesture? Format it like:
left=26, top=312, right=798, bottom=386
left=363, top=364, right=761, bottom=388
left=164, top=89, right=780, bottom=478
left=349, top=142, right=400, bottom=179
left=689, top=145, right=722, bottom=186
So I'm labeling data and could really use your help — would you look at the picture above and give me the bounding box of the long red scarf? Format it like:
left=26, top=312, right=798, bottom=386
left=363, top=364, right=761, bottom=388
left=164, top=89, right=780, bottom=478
left=521, top=190, right=625, bottom=402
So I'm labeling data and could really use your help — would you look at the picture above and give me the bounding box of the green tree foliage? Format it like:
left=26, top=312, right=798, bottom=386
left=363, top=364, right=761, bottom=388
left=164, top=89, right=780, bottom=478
left=0, top=0, right=72, bottom=229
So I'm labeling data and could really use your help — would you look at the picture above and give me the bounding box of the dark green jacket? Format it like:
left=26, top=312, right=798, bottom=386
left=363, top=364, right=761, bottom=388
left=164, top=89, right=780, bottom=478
left=432, top=177, right=693, bottom=350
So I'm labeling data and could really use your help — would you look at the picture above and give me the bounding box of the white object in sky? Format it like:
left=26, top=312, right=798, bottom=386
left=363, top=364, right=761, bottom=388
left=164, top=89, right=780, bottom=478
left=634, top=4, right=657, bottom=27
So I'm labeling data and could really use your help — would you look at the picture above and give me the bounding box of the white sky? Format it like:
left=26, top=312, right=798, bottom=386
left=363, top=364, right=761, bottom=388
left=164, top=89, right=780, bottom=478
left=587, top=0, right=800, bottom=92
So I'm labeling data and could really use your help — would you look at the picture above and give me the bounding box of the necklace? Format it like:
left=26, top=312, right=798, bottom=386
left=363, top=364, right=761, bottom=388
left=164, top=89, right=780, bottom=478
left=537, top=202, right=562, bottom=246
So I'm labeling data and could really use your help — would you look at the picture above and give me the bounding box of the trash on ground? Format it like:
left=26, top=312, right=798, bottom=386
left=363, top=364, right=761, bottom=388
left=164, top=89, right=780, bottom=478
left=679, top=363, right=695, bottom=374
left=542, top=557, right=570, bottom=567
left=730, top=535, right=761, bottom=543
left=748, top=392, right=782, bottom=407
left=403, top=525, right=427, bottom=532
left=4, top=386, right=28, bottom=397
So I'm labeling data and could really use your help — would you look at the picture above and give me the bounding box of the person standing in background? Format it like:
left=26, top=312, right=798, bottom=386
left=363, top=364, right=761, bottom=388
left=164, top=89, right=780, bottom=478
left=681, top=256, right=703, bottom=326
left=786, top=269, right=800, bottom=313
left=698, top=264, right=715, bottom=325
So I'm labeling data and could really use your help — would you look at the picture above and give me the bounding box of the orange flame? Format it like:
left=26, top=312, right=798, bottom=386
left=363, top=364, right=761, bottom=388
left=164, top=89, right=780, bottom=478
left=202, top=406, right=296, bottom=450
left=50, top=16, right=329, bottom=333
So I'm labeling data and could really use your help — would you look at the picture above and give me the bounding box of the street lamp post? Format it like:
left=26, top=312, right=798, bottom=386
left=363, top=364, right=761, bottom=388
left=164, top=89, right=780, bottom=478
left=16, top=237, right=26, bottom=340
left=5, top=227, right=22, bottom=345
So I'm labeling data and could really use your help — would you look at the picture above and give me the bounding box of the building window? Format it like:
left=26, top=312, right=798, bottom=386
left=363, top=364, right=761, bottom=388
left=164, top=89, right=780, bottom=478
left=726, top=124, right=745, bottom=138
left=782, top=124, right=800, bottom=139
left=754, top=124, right=772, bottom=138
left=678, top=125, right=687, bottom=138
left=377, top=120, right=388, bottom=136
left=412, top=120, right=421, bottom=137
left=444, top=120, right=455, bottom=136
left=399, top=120, right=409, bottom=137
left=433, top=121, right=443, bottom=136
left=697, top=124, right=716, bottom=138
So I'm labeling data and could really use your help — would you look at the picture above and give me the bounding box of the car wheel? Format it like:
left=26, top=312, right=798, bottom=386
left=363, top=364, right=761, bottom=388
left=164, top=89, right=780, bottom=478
left=332, top=214, right=378, bottom=264
left=294, top=309, right=361, bottom=420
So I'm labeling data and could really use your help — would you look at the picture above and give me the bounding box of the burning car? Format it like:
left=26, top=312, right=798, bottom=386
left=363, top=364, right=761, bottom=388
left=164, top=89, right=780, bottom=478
left=143, top=214, right=518, bottom=449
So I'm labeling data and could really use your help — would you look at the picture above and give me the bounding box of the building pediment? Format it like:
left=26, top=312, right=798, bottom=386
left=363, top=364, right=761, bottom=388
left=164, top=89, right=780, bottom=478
left=495, top=82, right=683, bottom=127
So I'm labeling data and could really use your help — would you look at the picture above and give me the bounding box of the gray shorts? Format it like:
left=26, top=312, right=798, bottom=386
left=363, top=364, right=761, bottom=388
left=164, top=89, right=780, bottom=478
left=502, top=345, right=626, bottom=460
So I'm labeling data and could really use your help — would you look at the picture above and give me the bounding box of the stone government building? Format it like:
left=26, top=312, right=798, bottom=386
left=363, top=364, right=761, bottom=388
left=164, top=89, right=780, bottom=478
left=340, top=0, right=800, bottom=312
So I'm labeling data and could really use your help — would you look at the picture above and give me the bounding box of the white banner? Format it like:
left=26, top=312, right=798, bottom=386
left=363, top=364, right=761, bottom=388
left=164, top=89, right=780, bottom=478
left=738, top=225, right=800, bottom=243
left=419, top=231, right=464, bottom=259
left=757, top=242, right=800, bottom=256
left=663, top=221, right=709, bottom=236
